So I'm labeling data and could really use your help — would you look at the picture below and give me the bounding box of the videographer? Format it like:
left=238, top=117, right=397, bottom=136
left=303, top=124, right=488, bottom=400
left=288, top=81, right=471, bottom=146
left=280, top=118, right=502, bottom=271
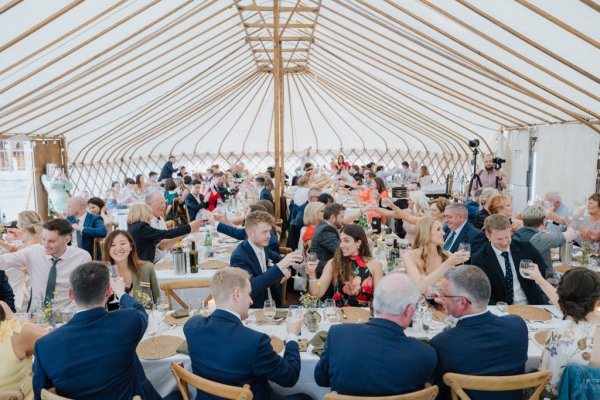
left=471, top=153, right=509, bottom=193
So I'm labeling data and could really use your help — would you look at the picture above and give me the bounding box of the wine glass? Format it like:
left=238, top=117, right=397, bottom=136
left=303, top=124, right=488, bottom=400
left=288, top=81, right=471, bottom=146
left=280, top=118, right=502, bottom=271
left=496, top=301, right=508, bottom=313
left=519, top=259, right=533, bottom=279
left=263, top=300, right=276, bottom=320
left=108, top=265, right=120, bottom=304
left=424, top=285, right=441, bottom=308
left=155, top=297, right=169, bottom=332
left=457, top=243, right=471, bottom=259
left=421, top=311, right=432, bottom=333
left=546, top=269, right=560, bottom=286
left=323, top=299, right=339, bottom=322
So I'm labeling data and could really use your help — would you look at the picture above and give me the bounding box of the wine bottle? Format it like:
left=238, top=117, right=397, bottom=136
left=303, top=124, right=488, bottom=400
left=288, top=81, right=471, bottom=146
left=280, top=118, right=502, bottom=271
left=203, top=231, right=213, bottom=258
left=189, top=241, right=198, bottom=273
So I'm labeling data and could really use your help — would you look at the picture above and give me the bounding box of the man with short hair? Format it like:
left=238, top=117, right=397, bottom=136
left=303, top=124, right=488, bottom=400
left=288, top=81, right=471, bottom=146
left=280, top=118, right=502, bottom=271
left=184, top=268, right=306, bottom=400
left=0, top=219, right=91, bottom=311
left=145, top=191, right=190, bottom=262
left=311, top=203, right=346, bottom=276
left=66, top=196, right=107, bottom=258
left=32, top=262, right=161, bottom=400
left=185, top=180, right=206, bottom=221
left=443, top=203, right=486, bottom=256
left=471, top=154, right=508, bottom=193
left=315, top=273, right=436, bottom=396
left=471, top=214, right=548, bottom=305
left=230, top=211, right=303, bottom=307
left=363, top=171, right=376, bottom=188
left=148, top=171, right=159, bottom=184
left=431, top=265, right=528, bottom=400
left=158, top=155, right=178, bottom=182
left=513, top=205, right=576, bottom=268
left=255, top=176, right=273, bottom=203
left=214, top=172, right=230, bottom=201
left=543, top=191, right=571, bottom=233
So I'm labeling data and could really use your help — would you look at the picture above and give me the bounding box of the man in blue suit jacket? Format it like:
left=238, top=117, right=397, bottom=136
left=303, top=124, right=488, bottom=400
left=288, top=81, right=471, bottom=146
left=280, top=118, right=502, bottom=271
left=431, top=265, right=528, bottom=400
left=230, top=211, right=303, bottom=308
left=158, top=155, right=178, bottom=182
left=184, top=267, right=307, bottom=400
left=32, top=262, right=161, bottom=400
left=0, top=270, right=15, bottom=312
left=315, top=273, right=437, bottom=396
left=216, top=219, right=280, bottom=254
left=443, top=203, right=486, bottom=258
left=185, top=180, right=206, bottom=221
left=66, top=196, right=107, bottom=258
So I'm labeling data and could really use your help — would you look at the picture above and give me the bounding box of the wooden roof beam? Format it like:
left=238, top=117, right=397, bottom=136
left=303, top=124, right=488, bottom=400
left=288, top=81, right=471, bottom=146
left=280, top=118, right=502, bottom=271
left=238, top=6, right=318, bottom=12
left=256, top=58, right=307, bottom=63
left=253, top=48, right=310, bottom=52
left=245, top=23, right=314, bottom=28
left=247, top=36, right=313, bottom=41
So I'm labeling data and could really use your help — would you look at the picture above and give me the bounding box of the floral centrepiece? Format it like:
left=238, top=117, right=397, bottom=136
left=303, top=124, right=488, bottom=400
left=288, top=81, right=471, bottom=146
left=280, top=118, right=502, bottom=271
left=299, top=293, right=320, bottom=332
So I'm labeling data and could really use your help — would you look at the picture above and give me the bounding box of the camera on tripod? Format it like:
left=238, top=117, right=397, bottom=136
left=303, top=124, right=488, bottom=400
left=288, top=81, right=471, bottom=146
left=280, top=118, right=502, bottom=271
left=492, top=157, right=505, bottom=170
left=468, top=139, right=480, bottom=148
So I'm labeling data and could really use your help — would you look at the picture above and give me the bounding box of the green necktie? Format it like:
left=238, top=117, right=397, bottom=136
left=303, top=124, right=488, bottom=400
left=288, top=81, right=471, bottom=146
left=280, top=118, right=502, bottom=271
left=44, top=258, right=60, bottom=306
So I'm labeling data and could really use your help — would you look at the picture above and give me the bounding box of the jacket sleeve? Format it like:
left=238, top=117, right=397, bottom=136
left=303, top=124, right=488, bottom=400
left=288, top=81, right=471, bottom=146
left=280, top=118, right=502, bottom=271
left=314, top=336, right=331, bottom=387
left=119, top=293, right=148, bottom=340
left=32, top=343, right=52, bottom=400
left=185, top=195, right=205, bottom=213
left=468, top=227, right=488, bottom=255
left=0, top=271, right=15, bottom=312
left=230, top=250, right=284, bottom=296
left=253, top=334, right=300, bottom=387
left=82, top=215, right=107, bottom=238
left=217, top=223, right=247, bottom=241
left=321, top=230, right=341, bottom=254
left=138, top=223, right=191, bottom=241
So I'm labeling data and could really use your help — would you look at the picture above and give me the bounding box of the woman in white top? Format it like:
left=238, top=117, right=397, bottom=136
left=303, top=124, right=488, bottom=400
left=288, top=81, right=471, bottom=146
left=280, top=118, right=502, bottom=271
left=419, top=165, right=432, bottom=187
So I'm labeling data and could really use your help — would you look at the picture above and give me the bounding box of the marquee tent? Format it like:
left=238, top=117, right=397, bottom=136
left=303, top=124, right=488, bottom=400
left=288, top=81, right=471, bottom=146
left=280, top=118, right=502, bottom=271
left=0, top=0, right=598, bottom=198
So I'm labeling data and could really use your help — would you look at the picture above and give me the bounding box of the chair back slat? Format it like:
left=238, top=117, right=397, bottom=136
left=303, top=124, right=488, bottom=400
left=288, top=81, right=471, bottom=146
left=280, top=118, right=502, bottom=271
left=170, top=362, right=253, bottom=400
left=324, top=385, right=438, bottom=400
left=443, top=370, right=551, bottom=400
left=160, top=279, right=211, bottom=310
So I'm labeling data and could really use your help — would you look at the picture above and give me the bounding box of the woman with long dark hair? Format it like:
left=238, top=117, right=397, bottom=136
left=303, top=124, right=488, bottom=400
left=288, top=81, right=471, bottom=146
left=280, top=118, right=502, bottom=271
left=306, top=224, right=383, bottom=307
left=103, top=230, right=160, bottom=310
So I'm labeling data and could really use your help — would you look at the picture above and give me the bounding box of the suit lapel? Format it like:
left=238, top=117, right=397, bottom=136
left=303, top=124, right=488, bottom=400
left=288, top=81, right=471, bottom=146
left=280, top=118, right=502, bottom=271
left=242, top=241, right=263, bottom=277
left=451, top=226, right=468, bottom=253
left=485, top=244, right=508, bottom=301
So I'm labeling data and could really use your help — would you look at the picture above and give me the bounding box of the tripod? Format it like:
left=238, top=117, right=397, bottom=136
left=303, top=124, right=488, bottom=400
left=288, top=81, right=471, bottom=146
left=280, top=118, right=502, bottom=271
left=467, top=147, right=482, bottom=195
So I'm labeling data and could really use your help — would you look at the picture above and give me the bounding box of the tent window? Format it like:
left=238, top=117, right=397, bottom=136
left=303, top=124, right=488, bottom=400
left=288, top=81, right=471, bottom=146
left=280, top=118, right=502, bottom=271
left=0, top=141, right=29, bottom=172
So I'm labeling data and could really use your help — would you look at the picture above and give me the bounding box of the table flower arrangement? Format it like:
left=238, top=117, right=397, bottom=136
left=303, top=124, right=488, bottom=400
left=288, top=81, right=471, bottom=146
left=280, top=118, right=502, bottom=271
left=300, top=292, right=320, bottom=332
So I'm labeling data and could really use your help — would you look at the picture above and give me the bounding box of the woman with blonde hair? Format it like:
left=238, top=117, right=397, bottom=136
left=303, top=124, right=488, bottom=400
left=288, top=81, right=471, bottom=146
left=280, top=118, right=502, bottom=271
left=300, top=202, right=325, bottom=249
left=373, top=190, right=430, bottom=243
left=0, top=211, right=43, bottom=252
left=127, top=203, right=202, bottom=262
left=402, top=217, right=470, bottom=293
left=474, top=188, right=500, bottom=229
left=419, top=165, right=432, bottom=186
left=488, top=195, right=523, bottom=232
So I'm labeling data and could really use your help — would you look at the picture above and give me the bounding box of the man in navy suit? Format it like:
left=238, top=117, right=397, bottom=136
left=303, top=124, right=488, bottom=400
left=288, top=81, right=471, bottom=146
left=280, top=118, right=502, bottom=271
left=185, top=180, right=206, bottom=221
left=314, top=273, right=437, bottom=396
left=443, top=203, right=486, bottom=258
left=66, top=196, right=107, bottom=258
left=0, top=270, right=15, bottom=312
left=32, top=262, right=161, bottom=400
left=214, top=206, right=280, bottom=255
left=184, top=267, right=307, bottom=400
left=471, top=214, right=548, bottom=305
left=230, top=211, right=303, bottom=308
left=431, top=264, right=528, bottom=400
left=256, top=176, right=274, bottom=203
left=158, top=155, right=178, bottom=182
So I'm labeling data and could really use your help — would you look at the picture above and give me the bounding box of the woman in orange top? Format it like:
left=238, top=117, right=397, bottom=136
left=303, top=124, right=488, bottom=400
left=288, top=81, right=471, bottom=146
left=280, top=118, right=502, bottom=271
left=300, top=202, right=325, bottom=250
left=359, top=177, right=389, bottom=223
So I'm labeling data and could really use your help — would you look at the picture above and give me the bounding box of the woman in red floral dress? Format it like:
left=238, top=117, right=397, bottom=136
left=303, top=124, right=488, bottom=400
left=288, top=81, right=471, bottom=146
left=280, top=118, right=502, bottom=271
left=306, top=224, right=384, bottom=307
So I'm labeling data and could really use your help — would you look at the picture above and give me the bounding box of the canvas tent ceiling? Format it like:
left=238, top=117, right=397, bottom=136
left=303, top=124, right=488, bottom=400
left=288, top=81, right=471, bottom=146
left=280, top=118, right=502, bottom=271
left=0, top=0, right=598, bottom=166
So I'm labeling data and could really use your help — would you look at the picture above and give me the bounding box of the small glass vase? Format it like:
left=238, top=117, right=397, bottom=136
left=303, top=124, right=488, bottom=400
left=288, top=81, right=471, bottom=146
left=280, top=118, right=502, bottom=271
left=305, top=310, right=320, bottom=332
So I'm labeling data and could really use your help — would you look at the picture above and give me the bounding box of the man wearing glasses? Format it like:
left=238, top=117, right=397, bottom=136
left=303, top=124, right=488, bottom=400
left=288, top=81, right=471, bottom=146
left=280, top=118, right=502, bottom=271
left=430, top=265, right=528, bottom=400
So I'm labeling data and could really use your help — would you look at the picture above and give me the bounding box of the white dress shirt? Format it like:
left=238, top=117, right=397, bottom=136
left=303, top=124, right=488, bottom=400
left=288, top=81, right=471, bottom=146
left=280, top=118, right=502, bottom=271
left=248, top=241, right=272, bottom=302
left=491, top=244, right=528, bottom=305
left=151, top=216, right=167, bottom=262
left=0, top=244, right=91, bottom=311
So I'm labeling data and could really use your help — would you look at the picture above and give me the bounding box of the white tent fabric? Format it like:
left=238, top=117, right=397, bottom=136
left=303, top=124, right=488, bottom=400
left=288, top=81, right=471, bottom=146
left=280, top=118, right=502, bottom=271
left=0, top=0, right=598, bottom=166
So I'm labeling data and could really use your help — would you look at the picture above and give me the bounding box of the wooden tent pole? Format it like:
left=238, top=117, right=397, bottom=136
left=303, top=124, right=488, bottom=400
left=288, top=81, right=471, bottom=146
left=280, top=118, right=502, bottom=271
left=273, top=0, right=284, bottom=220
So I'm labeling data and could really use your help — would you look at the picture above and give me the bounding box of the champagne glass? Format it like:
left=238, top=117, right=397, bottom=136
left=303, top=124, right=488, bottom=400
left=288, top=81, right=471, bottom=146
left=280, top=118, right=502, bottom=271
left=457, top=243, right=471, bottom=259
left=323, top=299, right=339, bottom=322
left=519, top=259, right=533, bottom=279
left=263, top=300, right=276, bottom=320
left=108, top=265, right=120, bottom=304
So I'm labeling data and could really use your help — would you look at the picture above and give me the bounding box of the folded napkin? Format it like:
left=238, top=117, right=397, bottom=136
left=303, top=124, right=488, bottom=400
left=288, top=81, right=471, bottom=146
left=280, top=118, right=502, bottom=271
left=176, top=341, right=189, bottom=355
left=171, top=309, right=189, bottom=319
left=273, top=310, right=288, bottom=319
left=309, top=331, right=329, bottom=356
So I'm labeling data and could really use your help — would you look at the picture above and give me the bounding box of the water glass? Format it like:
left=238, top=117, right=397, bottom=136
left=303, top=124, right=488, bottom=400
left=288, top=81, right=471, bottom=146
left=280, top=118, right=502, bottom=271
left=519, top=259, right=533, bottom=279
left=287, top=305, right=302, bottom=323
left=323, top=299, right=339, bottom=322
left=263, top=300, right=276, bottom=320
left=421, top=311, right=432, bottom=332
left=458, top=243, right=471, bottom=259
left=496, top=301, right=508, bottom=313
left=155, top=298, right=169, bottom=330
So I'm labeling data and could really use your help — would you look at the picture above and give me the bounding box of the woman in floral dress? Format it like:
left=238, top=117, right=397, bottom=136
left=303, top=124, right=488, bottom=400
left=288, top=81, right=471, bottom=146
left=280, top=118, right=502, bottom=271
left=306, top=224, right=383, bottom=307
left=539, top=268, right=600, bottom=398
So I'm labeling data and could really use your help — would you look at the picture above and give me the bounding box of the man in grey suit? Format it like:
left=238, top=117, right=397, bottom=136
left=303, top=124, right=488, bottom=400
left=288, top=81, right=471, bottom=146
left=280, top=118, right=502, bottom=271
left=310, top=203, right=346, bottom=276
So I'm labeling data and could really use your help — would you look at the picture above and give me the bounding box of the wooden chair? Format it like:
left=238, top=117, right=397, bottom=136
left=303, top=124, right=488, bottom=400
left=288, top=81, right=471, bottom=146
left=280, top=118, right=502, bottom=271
left=92, top=237, right=104, bottom=260
left=172, top=198, right=190, bottom=225
left=170, top=362, right=253, bottom=400
left=443, top=370, right=551, bottom=400
left=160, top=279, right=211, bottom=310
left=324, top=385, right=438, bottom=400
left=0, top=390, right=23, bottom=400
left=183, top=204, right=192, bottom=225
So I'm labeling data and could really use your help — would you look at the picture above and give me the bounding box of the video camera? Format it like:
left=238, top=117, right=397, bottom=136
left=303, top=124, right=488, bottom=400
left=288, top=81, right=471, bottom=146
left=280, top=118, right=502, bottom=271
left=492, top=157, right=506, bottom=170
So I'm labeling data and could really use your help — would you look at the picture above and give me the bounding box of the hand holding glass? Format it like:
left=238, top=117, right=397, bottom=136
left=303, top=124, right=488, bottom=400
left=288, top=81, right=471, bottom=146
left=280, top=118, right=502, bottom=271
left=519, top=259, right=533, bottom=279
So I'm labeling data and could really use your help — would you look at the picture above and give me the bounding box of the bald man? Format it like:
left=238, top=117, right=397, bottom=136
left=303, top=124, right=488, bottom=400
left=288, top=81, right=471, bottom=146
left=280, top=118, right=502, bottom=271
left=66, top=196, right=106, bottom=258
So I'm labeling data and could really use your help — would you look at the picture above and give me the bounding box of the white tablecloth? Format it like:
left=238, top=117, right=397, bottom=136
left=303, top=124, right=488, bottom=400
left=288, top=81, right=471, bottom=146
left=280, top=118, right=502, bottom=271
left=141, top=305, right=567, bottom=398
